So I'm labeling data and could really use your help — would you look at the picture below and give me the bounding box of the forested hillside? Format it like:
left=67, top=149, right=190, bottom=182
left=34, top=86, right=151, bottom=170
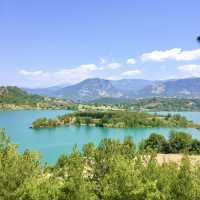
left=0, top=86, right=45, bottom=104
left=0, top=86, right=73, bottom=110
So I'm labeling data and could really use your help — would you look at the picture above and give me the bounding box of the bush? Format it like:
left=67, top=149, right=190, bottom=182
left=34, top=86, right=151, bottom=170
left=139, top=133, right=168, bottom=153
left=190, top=139, right=200, bottom=154
left=169, top=131, right=192, bottom=153
left=0, top=128, right=10, bottom=149
left=140, top=131, right=200, bottom=154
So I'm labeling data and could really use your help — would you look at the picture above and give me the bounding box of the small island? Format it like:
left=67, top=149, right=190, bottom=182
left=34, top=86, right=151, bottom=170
left=31, top=111, right=200, bottom=129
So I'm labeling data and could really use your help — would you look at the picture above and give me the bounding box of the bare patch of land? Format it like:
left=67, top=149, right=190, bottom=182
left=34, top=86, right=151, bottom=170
left=156, top=154, right=200, bottom=165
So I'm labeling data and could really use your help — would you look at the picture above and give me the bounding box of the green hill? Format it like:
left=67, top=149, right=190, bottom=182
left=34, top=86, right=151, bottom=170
left=0, top=86, right=74, bottom=110
left=0, top=86, right=45, bottom=105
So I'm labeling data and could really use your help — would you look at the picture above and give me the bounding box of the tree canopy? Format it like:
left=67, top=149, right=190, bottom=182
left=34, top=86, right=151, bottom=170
left=1, top=130, right=200, bottom=199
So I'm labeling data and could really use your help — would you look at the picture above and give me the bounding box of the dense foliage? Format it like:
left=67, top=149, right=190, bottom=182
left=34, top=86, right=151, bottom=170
left=32, top=111, right=199, bottom=129
left=1, top=130, right=200, bottom=199
left=140, top=131, right=200, bottom=154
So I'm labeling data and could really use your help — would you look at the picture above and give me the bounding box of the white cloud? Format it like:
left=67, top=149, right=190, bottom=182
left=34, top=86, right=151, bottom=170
left=19, top=70, right=44, bottom=76
left=178, top=64, right=200, bottom=76
left=107, top=62, right=121, bottom=69
left=127, top=58, right=136, bottom=65
left=141, top=48, right=181, bottom=62
left=79, top=64, right=98, bottom=70
left=175, top=49, right=200, bottom=61
left=19, top=64, right=101, bottom=87
left=141, top=48, right=200, bottom=62
left=122, top=70, right=141, bottom=76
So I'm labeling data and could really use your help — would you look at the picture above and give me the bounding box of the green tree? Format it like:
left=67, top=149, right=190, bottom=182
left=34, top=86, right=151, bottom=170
left=169, top=131, right=193, bottom=153
left=57, top=148, right=97, bottom=200
left=0, top=145, right=41, bottom=200
left=170, top=157, right=194, bottom=200
left=16, top=176, right=60, bottom=200
left=190, top=139, right=200, bottom=154
left=0, top=129, right=10, bottom=149
left=139, top=133, right=168, bottom=153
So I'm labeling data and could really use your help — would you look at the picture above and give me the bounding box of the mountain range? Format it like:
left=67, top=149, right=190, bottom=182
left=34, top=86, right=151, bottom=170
left=22, top=77, right=200, bottom=102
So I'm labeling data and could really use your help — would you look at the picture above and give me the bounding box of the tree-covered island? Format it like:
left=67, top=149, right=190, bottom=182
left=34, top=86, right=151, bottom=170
left=32, top=111, right=200, bottom=129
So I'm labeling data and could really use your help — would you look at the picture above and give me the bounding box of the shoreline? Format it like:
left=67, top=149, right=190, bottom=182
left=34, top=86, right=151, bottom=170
left=1, top=106, right=200, bottom=112
left=0, top=107, right=71, bottom=112
left=0, top=104, right=75, bottom=111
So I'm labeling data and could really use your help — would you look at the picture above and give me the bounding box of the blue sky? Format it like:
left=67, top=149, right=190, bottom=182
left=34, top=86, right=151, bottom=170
left=0, top=0, right=200, bottom=88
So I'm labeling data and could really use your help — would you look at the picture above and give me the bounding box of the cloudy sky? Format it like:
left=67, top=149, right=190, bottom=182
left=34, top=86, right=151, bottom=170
left=0, top=0, right=200, bottom=88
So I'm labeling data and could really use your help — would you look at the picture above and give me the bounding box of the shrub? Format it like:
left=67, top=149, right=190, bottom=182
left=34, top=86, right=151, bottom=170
left=0, top=128, right=10, bottom=149
left=139, top=133, right=168, bottom=153
left=169, top=131, right=193, bottom=153
left=190, top=139, right=200, bottom=154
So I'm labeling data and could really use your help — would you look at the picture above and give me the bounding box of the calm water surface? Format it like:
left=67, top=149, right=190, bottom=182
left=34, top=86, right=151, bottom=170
left=0, top=110, right=200, bottom=164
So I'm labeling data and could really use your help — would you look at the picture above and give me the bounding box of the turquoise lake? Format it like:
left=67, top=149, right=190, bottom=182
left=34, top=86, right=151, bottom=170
left=0, top=110, right=200, bottom=164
